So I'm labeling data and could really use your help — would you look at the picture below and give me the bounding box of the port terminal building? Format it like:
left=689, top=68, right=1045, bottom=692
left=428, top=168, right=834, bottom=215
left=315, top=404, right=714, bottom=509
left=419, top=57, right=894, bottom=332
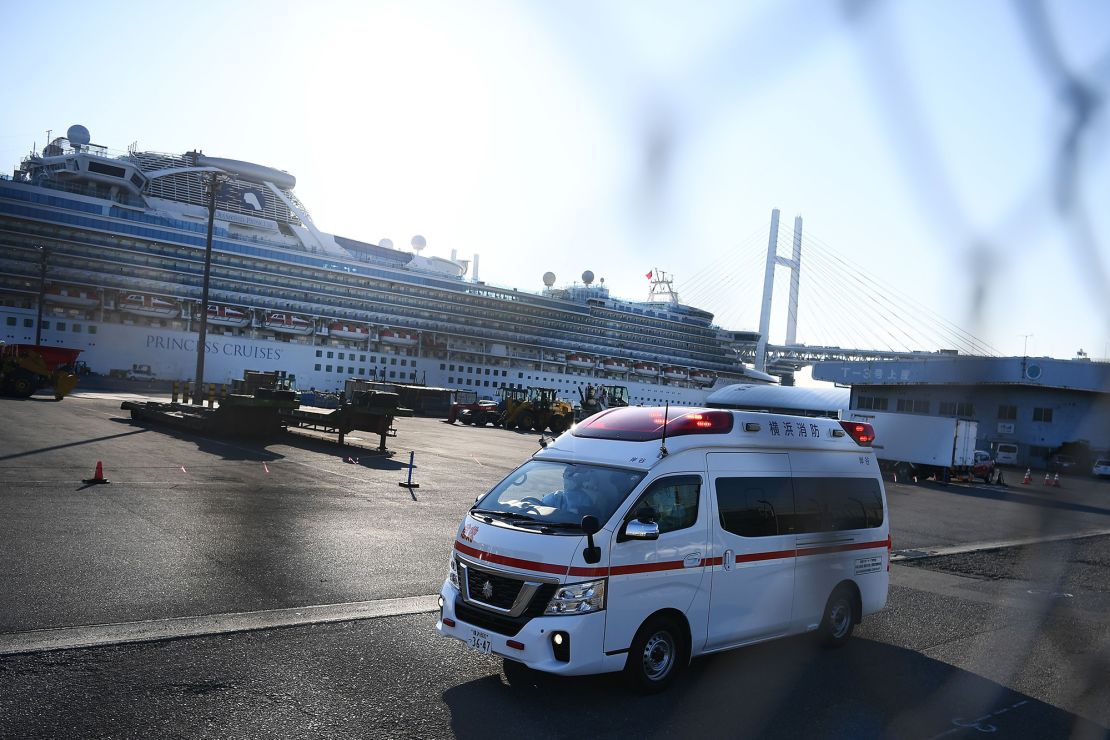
left=808, top=356, right=1110, bottom=468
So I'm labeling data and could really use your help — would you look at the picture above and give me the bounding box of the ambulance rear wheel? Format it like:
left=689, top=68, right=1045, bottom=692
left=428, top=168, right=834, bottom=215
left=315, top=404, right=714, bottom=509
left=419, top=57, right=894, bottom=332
left=625, top=615, right=687, bottom=694
left=819, top=586, right=856, bottom=648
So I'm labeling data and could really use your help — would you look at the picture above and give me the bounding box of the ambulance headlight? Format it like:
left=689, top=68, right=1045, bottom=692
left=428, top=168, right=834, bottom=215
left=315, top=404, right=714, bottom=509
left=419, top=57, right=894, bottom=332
left=447, top=554, right=460, bottom=589
left=544, top=579, right=607, bottom=615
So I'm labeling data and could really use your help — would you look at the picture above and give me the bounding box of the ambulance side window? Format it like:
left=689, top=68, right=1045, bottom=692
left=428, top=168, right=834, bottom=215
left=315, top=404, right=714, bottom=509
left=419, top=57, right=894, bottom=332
left=716, top=477, right=795, bottom=537
left=626, top=475, right=701, bottom=535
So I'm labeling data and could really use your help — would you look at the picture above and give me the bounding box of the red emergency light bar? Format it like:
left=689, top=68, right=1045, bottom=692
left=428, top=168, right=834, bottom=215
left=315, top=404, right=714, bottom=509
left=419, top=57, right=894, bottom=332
left=838, top=420, right=875, bottom=446
left=574, top=407, right=734, bottom=441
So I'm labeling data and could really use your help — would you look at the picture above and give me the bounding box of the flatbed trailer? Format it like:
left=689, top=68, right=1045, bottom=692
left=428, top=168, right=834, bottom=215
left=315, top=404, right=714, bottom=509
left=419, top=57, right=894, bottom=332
left=281, top=404, right=411, bottom=450
left=121, top=395, right=412, bottom=451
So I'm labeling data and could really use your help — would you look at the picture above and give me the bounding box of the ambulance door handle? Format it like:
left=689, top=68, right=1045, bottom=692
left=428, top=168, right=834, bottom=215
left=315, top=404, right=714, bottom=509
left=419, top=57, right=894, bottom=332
left=684, top=552, right=701, bottom=568
left=723, top=549, right=733, bottom=571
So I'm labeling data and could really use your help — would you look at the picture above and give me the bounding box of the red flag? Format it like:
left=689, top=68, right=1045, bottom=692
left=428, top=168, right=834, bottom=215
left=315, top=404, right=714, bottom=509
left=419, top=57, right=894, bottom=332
left=645, top=270, right=653, bottom=279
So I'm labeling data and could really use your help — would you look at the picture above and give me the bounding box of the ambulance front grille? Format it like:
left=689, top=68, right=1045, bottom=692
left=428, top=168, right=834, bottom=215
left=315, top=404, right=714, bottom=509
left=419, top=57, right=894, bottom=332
left=455, top=584, right=558, bottom=637
left=464, top=567, right=523, bottom=610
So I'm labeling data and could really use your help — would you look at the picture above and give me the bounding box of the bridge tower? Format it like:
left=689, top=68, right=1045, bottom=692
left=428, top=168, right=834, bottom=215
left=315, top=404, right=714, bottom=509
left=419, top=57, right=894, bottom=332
left=754, top=209, right=803, bottom=372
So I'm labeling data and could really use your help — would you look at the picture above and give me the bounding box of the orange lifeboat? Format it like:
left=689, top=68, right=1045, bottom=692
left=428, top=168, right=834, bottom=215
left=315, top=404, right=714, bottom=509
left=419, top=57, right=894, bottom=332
left=119, top=293, right=180, bottom=318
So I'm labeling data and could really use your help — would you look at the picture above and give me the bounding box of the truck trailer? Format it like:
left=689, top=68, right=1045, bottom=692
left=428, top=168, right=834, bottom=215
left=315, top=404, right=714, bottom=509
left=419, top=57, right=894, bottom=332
left=844, top=411, right=993, bottom=483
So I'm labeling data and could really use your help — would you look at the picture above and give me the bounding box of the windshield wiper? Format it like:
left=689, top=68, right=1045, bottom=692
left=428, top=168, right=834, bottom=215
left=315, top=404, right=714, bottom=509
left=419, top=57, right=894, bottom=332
left=470, top=509, right=541, bottom=523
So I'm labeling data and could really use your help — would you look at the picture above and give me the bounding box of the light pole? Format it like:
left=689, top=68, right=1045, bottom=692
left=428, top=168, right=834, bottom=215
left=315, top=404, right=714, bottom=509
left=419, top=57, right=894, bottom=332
left=35, top=244, right=48, bottom=346
left=193, top=170, right=226, bottom=404
left=1019, top=333, right=1033, bottom=380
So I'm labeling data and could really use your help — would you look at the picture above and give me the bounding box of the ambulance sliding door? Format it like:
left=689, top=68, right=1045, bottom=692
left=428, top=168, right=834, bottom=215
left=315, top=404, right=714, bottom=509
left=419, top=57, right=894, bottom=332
left=705, top=452, right=796, bottom=650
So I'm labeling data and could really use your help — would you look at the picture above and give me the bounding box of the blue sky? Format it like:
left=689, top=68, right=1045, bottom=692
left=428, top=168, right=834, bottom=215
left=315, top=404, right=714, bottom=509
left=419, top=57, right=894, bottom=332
left=2, top=0, right=1107, bottom=361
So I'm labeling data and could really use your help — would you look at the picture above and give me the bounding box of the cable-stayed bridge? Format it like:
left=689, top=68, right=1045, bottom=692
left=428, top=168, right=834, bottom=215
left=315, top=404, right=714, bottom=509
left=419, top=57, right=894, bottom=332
left=681, top=209, right=1003, bottom=383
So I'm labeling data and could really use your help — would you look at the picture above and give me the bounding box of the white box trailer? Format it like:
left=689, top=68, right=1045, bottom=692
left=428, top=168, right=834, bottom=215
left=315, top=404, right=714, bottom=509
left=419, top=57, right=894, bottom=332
left=844, top=411, right=988, bottom=481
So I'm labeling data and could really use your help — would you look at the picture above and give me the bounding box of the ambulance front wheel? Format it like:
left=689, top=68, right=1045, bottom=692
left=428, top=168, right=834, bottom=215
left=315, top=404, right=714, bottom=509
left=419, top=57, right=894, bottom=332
left=819, top=586, right=857, bottom=648
left=625, top=614, right=688, bottom=694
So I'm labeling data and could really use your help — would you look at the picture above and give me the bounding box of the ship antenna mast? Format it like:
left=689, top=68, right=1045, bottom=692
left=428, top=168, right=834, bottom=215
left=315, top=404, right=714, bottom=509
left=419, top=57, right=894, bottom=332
left=646, top=269, right=680, bottom=305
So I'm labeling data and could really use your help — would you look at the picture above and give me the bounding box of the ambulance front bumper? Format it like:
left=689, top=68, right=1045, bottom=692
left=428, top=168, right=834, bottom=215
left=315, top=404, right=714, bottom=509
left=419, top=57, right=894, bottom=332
left=435, top=581, right=626, bottom=677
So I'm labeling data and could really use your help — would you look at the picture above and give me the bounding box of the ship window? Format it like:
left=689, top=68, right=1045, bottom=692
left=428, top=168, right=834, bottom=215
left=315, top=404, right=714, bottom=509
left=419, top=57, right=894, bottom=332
left=6, top=317, right=14, bottom=326
left=400, top=359, right=407, bottom=366
left=326, top=365, right=333, bottom=372
left=338, top=352, right=345, bottom=360
left=315, top=364, right=321, bottom=371
left=87, top=161, right=127, bottom=178
left=390, top=371, right=396, bottom=378
left=360, top=355, right=366, bottom=362
left=449, top=364, right=455, bottom=371
left=327, top=351, right=333, bottom=359
left=502, top=371, right=507, bottom=376
left=56, top=322, right=66, bottom=331
left=410, top=373, right=416, bottom=380
left=440, top=364, right=446, bottom=370
left=89, top=326, right=97, bottom=334
left=348, top=367, right=354, bottom=374
left=391, top=358, right=397, bottom=365
left=518, top=373, right=523, bottom=378
left=73, top=325, right=82, bottom=333
left=358, top=369, right=365, bottom=376
left=315, top=350, right=322, bottom=357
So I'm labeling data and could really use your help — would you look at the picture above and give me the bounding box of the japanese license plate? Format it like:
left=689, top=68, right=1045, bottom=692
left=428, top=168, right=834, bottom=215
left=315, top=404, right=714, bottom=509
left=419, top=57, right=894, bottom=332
left=468, top=628, right=492, bottom=655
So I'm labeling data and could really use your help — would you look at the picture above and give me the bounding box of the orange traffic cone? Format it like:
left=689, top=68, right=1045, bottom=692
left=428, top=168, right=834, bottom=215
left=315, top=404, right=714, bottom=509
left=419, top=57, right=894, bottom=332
left=1053, top=473, right=1061, bottom=488
left=1021, top=468, right=1031, bottom=484
left=83, top=461, right=110, bottom=485
left=1043, top=472, right=1051, bottom=485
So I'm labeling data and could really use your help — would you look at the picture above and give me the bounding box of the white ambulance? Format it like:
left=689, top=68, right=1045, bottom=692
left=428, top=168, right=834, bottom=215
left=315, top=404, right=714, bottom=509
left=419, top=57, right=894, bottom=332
left=436, top=406, right=890, bottom=692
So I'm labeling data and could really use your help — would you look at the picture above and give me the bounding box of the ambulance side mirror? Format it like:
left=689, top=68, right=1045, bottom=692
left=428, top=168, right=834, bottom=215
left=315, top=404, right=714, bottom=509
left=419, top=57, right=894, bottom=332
left=581, top=515, right=602, bottom=565
left=624, top=520, right=660, bottom=541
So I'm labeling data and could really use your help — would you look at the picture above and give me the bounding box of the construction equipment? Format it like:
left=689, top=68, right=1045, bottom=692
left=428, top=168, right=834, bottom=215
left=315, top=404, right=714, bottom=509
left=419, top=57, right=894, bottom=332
left=447, top=389, right=494, bottom=424
left=0, top=343, right=82, bottom=400
left=454, top=385, right=519, bottom=427
left=500, top=387, right=573, bottom=434
left=121, top=369, right=411, bottom=450
left=577, top=384, right=630, bottom=421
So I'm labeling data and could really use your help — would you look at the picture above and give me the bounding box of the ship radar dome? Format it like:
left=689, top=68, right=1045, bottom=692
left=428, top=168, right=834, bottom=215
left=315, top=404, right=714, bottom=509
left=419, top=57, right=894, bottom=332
left=66, top=124, right=91, bottom=147
left=379, top=238, right=394, bottom=250
left=542, top=271, right=556, bottom=287
left=411, top=235, right=427, bottom=253
left=582, top=270, right=595, bottom=285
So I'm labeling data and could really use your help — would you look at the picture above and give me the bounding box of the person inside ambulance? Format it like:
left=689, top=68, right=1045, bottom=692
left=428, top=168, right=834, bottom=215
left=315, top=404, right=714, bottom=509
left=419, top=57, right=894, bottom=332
left=541, top=466, right=625, bottom=519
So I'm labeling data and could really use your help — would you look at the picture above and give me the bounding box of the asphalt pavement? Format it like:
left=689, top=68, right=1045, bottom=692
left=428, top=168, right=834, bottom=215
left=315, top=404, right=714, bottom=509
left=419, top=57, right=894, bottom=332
left=0, top=393, right=1107, bottom=738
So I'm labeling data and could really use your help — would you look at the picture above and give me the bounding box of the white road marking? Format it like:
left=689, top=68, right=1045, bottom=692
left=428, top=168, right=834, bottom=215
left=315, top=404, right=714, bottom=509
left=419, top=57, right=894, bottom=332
left=891, top=528, right=1110, bottom=562
left=0, top=594, right=440, bottom=656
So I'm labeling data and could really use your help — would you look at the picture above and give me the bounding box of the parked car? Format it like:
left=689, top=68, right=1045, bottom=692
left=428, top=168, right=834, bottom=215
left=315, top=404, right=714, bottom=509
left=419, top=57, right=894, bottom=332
left=1051, top=454, right=1076, bottom=472
left=995, top=443, right=1018, bottom=466
left=971, top=450, right=995, bottom=482
left=1093, top=459, right=1110, bottom=479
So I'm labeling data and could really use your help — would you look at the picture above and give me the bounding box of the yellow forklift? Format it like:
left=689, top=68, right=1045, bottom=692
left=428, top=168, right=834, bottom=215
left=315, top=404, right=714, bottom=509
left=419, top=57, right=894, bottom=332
left=500, top=387, right=573, bottom=434
left=0, top=343, right=82, bottom=400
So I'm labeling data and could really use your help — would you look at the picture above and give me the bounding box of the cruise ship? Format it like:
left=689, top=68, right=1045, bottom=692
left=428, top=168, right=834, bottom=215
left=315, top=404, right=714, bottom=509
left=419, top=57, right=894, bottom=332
left=0, top=125, right=774, bottom=405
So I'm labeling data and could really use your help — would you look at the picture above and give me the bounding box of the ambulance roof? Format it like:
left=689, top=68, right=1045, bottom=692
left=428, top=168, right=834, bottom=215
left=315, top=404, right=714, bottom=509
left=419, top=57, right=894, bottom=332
left=535, top=407, right=873, bottom=471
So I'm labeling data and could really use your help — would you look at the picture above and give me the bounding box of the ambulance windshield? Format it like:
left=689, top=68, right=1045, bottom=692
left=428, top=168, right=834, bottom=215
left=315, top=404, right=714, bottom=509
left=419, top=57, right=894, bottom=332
left=474, top=460, right=645, bottom=529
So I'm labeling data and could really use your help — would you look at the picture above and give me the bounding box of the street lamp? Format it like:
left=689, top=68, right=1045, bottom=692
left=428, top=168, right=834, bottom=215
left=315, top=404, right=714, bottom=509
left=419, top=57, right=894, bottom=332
left=193, top=170, right=229, bottom=404
left=35, top=244, right=48, bottom=346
